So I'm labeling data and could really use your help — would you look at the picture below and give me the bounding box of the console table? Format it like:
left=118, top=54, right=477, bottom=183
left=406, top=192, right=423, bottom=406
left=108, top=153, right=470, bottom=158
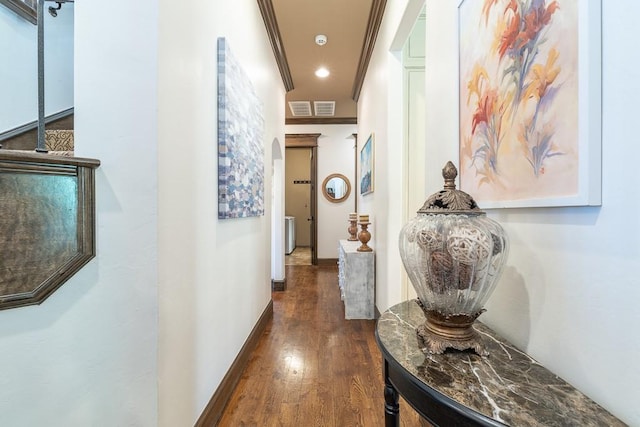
left=375, top=300, right=624, bottom=427
left=337, top=239, right=375, bottom=319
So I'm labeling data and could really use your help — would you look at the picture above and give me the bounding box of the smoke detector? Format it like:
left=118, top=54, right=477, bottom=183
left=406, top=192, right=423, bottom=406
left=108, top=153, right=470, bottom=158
left=315, top=34, right=327, bottom=46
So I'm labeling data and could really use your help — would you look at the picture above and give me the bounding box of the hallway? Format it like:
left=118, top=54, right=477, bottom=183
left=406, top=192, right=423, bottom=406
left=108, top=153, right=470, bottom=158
left=218, top=264, right=428, bottom=426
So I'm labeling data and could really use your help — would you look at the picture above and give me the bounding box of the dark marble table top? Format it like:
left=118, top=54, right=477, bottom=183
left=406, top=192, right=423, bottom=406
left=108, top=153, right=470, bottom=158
left=377, top=300, right=625, bottom=427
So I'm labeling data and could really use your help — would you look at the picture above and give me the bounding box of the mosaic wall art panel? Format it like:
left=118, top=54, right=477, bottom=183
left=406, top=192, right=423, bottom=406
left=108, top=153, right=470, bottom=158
left=217, top=37, right=265, bottom=219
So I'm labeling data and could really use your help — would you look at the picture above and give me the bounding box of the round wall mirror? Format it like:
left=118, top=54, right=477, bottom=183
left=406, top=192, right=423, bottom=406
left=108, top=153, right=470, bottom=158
left=322, top=173, right=351, bottom=203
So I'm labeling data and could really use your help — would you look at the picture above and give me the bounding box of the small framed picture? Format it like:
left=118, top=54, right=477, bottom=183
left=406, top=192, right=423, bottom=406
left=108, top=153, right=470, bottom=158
left=360, top=133, right=374, bottom=195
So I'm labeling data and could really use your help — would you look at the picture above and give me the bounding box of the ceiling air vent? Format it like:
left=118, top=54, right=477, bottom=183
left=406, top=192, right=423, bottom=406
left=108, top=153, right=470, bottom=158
left=288, top=101, right=312, bottom=116
left=313, top=101, right=335, bottom=116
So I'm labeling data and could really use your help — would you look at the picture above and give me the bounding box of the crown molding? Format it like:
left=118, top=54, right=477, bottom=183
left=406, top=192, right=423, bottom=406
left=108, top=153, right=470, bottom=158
left=285, top=117, right=357, bottom=125
left=257, top=0, right=295, bottom=92
left=351, top=0, right=387, bottom=102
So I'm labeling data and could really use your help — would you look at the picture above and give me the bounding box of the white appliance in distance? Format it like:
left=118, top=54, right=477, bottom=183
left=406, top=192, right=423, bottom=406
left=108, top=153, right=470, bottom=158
left=285, top=216, right=296, bottom=255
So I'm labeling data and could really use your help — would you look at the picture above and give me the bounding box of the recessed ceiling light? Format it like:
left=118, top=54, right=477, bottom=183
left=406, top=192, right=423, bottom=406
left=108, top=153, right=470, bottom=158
left=315, top=67, right=330, bottom=78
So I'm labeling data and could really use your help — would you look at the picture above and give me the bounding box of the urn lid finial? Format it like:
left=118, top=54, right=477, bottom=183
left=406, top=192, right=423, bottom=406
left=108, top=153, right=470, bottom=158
left=442, top=161, right=457, bottom=190
left=417, top=161, right=483, bottom=215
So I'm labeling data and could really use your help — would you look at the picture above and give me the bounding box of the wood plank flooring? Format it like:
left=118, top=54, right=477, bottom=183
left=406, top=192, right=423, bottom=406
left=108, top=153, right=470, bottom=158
left=285, top=246, right=312, bottom=265
left=217, top=264, right=430, bottom=427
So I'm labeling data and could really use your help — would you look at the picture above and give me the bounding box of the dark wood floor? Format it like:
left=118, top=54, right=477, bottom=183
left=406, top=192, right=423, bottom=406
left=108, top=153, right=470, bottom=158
left=218, top=264, right=430, bottom=426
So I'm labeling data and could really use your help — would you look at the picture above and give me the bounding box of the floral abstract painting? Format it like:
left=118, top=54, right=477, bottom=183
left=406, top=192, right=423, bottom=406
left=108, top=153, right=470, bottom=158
left=459, top=0, right=601, bottom=207
left=218, top=37, right=265, bottom=219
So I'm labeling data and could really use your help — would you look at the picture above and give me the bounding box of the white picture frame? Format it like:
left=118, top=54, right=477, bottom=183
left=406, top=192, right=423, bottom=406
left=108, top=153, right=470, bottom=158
left=458, top=0, right=602, bottom=208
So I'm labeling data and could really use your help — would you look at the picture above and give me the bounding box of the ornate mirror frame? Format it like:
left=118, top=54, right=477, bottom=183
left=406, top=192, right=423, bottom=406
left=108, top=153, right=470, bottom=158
left=322, top=173, right=351, bottom=203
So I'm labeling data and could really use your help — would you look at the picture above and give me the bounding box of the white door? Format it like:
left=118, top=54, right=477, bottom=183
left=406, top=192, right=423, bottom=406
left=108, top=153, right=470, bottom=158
left=402, top=11, right=426, bottom=301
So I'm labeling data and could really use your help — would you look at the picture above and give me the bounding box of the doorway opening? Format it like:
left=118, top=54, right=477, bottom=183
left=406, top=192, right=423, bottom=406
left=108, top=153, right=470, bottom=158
left=402, top=8, right=426, bottom=300
left=284, top=134, right=319, bottom=266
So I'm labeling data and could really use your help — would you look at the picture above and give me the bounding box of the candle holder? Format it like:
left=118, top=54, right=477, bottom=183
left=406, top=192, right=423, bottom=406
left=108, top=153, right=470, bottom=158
left=347, top=214, right=358, bottom=241
left=357, top=221, right=372, bottom=252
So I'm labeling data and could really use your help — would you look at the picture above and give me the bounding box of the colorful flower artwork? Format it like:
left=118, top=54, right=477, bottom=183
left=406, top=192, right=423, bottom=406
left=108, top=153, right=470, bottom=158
left=217, top=37, right=265, bottom=219
left=459, top=0, right=599, bottom=207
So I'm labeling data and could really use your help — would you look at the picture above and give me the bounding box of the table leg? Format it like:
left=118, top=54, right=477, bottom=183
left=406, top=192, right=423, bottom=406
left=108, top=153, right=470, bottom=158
left=383, top=359, right=399, bottom=427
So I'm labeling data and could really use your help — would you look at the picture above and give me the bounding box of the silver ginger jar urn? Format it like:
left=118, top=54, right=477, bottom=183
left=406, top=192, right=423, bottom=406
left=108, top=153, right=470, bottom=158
left=398, top=162, right=509, bottom=355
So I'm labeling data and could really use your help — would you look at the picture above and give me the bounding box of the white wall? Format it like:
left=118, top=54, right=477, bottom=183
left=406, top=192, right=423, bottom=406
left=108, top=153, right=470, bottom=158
left=271, top=138, right=286, bottom=282
left=286, top=124, right=357, bottom=258
left=157, top=1, right=285, bottom=426
left=360, top=0, right=640, bottom=424
left=357, top=0, right=422, bottom=313
left=0, top=4, right=74, bottom=132
left=0, top=1, right=284, bottom=426
left=0, top=1, right=159, bottom=426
